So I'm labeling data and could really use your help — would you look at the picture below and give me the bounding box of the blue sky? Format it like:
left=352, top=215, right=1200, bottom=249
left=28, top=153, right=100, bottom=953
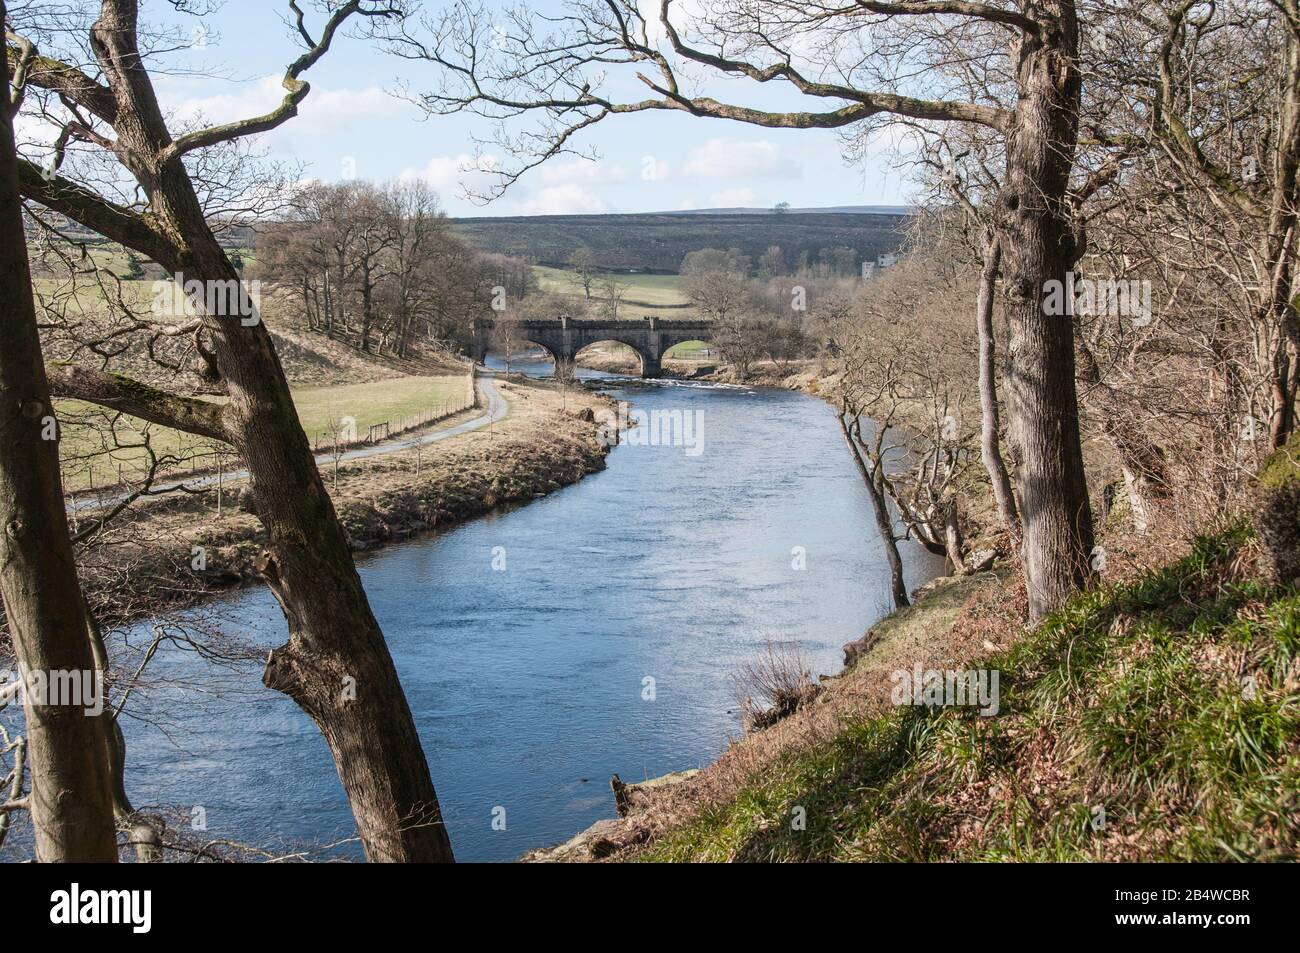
left=142, top=1, right=913, bottom=217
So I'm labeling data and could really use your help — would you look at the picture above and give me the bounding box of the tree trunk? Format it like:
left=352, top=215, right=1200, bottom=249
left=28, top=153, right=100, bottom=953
left=181, top=245, right=453, bottom=863
left=360, top=258, right=373, bottom=353
left=1266, top=24, right=1300, bottom=449
left=0, top=24, right=118, bottom=861
left=83, top=602, right=161, bottom=862
left=943, top=498, right=965, bottom=572
left=999, top=8, right=1095, bottom=621
left=975, top=237, right=1021, bottom=538
left=840, top=416, right=909, bottom=609
left=73, top=4, right=455, bottom=862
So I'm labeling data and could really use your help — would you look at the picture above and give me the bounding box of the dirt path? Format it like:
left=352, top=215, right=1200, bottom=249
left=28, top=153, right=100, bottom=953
left=71, top=374, right=613, bottom=627
left=68, top=374, right=509, bottom=513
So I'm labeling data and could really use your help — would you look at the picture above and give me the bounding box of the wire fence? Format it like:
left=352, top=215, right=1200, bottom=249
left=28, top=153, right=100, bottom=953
left=310, top=396, right=476, bottom=454
left=69, top=372, right=480, bottom=503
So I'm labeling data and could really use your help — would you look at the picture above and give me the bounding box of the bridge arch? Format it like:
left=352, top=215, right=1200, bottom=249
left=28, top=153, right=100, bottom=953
left=481, top=336, right=560, bottom=371
left=472, top=316, right=713, bottom=378
left=574, top=338, right=656, bottom=376
left=517, top=338, right=560, bottom=365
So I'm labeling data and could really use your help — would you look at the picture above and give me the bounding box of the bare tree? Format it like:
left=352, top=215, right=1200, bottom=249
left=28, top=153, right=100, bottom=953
left=391, top=0, right=1097, bottom=619
left=0, top=5, right=117, bottom=860
left=839, top=395, right=910, bottom=611
left=7, top=0, right=455, bottom=862
left=596, top=273, right=626, bottom=319
left=838, top=257, right=979, bottom=577
left=568, top=245, right=596, bottom=298
left=1143, top=0, right=1300, bottom=450
left=490, top=308, right=524, bottom=371
left=350, top=185, right=397, bottom=353
left=681, top=250, right=764, bottom=377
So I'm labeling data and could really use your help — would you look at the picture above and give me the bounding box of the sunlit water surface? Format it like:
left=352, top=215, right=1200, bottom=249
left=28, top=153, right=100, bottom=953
left=86, top=358, right=942, bottom=861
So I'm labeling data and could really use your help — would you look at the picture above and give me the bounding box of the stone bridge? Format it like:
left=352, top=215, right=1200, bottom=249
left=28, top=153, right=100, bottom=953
left=471, top=316, right=713, bottom=378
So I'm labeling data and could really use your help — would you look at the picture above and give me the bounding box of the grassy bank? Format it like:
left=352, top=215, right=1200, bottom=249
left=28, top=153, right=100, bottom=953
left=74, top=376, right=614, bottom=625
left=58, top=374, right=471, bottom=491
left=537, top=530, right=1297, bottom=862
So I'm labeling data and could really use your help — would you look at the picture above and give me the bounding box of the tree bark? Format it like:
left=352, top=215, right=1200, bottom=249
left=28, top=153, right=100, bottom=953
left=162, top=178, right=453, bottom=860
left=19, top=0, right=455, bottom=862
left=0, top=14, right=118, bottom=861
left=974, top=237, right=1021, bottom=538
left=999, top=6, right=1095, bottom=621
left=1265, top=20, right=1300, bottom=448
left=84, top=601, right=160, bottom=862
left=841, top=415, right=909, bottom=609
left=360, top=256, right=374, bottom=353
left=942, top=498, right=965, bottom=572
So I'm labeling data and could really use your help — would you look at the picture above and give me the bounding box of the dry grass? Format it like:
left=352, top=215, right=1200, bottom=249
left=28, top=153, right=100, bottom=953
left=732, top=640, right=821, bottom=731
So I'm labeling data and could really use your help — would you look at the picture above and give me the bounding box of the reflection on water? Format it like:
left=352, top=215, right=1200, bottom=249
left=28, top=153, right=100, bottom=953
left=110, top=359, right=942, bottom=862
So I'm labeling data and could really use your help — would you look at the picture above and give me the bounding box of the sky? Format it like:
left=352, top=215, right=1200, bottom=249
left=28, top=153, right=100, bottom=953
left=133, top=0, right=915, bottom=217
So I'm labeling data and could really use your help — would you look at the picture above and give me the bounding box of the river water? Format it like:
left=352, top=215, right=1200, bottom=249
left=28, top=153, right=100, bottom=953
left=109, top=360, right=942, bottom=862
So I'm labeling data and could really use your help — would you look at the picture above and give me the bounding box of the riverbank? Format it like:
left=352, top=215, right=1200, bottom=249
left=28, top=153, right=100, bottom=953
left=515, top=356, right=1009, bottom=862
left=74, top=375, right=615, bottom=625
left=532, top=525, right=1300, bottom=862
left=523, top=565, right=1015, bottom=861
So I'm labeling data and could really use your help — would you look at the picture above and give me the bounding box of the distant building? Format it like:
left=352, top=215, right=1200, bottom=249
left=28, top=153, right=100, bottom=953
left=861, top=253, right=902, bottom=281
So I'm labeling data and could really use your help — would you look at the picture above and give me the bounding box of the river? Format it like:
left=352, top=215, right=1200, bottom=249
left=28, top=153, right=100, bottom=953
left=108, top=360, right=943, bottom=862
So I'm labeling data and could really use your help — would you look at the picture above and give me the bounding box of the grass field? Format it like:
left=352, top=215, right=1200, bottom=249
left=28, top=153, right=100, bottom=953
left=533, top=265, right=693, bottom=313
left=292, top=375, right=471, bottom=446
left=59, top=374, right=470, bottom=492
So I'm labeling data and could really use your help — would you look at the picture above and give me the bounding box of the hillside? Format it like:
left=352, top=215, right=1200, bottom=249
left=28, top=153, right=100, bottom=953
left=451, top=210, right=910, bottom=272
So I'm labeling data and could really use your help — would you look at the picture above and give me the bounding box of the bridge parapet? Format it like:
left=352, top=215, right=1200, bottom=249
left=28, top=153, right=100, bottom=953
left=472, top=314, right=713, bottom=378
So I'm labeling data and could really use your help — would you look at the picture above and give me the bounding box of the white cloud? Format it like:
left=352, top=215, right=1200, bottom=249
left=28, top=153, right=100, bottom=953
left=391, top=153, right=505, bottom=201
left=160, top=75, right=406, bottom=139
left=538, top=159, right=631, bottom=185
left=12, top=111, right=59, bottom=151
left=707, top=187, right=758, bottom=207
left=400, top=154, right=476, bottom=190
left=511, top=184, right=609, bottom=215
left=682, top=139, right=802, bottom=180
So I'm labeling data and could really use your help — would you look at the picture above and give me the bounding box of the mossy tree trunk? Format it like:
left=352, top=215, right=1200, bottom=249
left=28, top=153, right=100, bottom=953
left=12, top=0, right=453, bottom=861
left=0, top=13, right=118, bottom=861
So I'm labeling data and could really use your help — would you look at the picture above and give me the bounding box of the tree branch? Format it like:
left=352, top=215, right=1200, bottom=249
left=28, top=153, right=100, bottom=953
left=46, top=363, right=230, bottom=442
left=3, top=44, right=118, bottom=123
left=850, top=0, right=1041, bottom=33
left=17, top=159, right=175, bottom=265
left=163, top=0, right=400, bottom=159
left=651, top=0, right=1013, bottom=131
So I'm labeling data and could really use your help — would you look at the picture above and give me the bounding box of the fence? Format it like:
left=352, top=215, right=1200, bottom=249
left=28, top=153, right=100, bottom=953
left=310, top=393, right=477, bottom=454
left=67, top=372, right=481, bottom=507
